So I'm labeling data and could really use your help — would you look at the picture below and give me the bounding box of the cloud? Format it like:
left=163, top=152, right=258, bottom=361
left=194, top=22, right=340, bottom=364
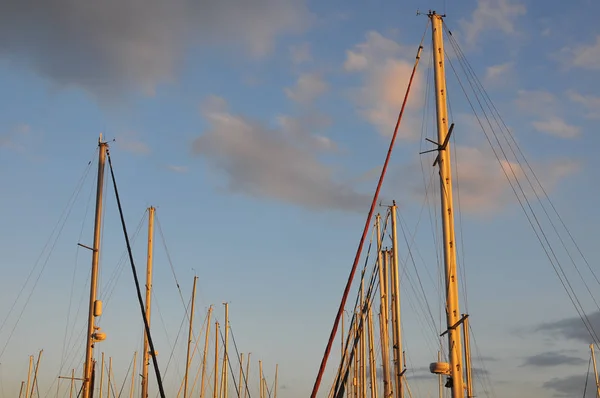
left=166, top=165, right=188, bottom=173
left=0, top=0, right=310, bottom=99
left=115, top=131, right=151, bottom=155
left=531, top=118, right=580, bottom=139
left=396, top=145, right=579, bottom=216
left=344, top=31, right=423, bottom=138
left=535, top=311, right=600, bottom=343
left=568, top=90, right=600, bottom=120
left=522, top=351, right=586, bottom=367
left=515, top=90, right=580, bottom=138
left=289, top=42, right=312, bottom=65
left=284, top=73, right=328, bottom=104
left=543, top=375, right=592, bottom=397
left=192, top=96, right=369, bottom=211
left=484, top=62, right=514, bottom=86
left=459, top=0, right=526, bottom=47
left=558, top=36, right=600, bottom=71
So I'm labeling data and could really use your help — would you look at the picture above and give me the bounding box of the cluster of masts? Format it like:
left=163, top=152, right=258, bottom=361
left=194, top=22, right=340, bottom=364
left=331, top=203, right=475, bottom=398
left=12, top=135, right=277, bottom=398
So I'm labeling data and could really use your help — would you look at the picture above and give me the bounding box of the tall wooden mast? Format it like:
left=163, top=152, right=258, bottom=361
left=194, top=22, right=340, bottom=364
left=82, top=135, right=108, bottom=398
left=141, top=206, right=155, bottom=398
left=428, top=11, right=465, bottom=398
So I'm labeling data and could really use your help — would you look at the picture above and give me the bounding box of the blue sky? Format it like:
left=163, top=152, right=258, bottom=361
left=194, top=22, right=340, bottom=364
left=1, top=0, right=600, bottom=397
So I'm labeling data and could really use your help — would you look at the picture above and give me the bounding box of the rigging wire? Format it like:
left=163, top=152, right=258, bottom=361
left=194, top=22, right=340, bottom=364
left=442, top=24, right=600, bottom=347
left=583, top=356, right=591, bottom=398
left=447, top=22, right=600, bottom=306
left=310, top=26, right=428, bottom=398
left=106, top=149, right=166, bottom=398
left=0, top=150, right=96, bottom=361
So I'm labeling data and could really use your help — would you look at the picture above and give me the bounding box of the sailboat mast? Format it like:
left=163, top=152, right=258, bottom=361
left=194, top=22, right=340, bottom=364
left=83, top=135, right=108, bottom=398
left=200, top=306, right=213, bottom=398
left=221, top=302, right=229, bottom=398
left=390, top=204, right=404, bottom=398
left=141, top=206, right=155, bottom=398
left=376, top=215, right=391, bottom=398
left=25, top=355, right=32, bottom=398
left=591, top=344, right=600, bottom=396
left=462, top=316, right=473, bottom=398
left=184, top=276, right=198, bottom=398
left=429, top=11, right=465, bottom=398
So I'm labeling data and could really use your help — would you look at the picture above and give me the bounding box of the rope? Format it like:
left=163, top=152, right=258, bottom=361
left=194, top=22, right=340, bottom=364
left=106, top=149, right=166, bottom=398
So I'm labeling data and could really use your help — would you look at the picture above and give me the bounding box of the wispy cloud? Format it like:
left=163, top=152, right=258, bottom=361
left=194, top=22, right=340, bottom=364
left=543, top=374, right=592, bottom=397
left=535, top=311, right=600, bottom=343
left=289, top=42, right=312, bottom=65
left=0, top=0, right=311, bottom=99
left=192, top=96, right=369, bottom=211
left=394, top=145, right=579, bottom=216
left=484, top=62, right=514, bottom=86
left=521, top=351, right=585, bottom=367
left=343, top=31, right=423, bottom=139
left=115, top=131, right=151, bottom=155
left=515, top=90, right=580, bottom=138
left=459, top=0, right=526, bottom=48
left=284, top=73, right=328, bottom=104
left=567, top=90, right=600, bottom=120
left=558, top=36, right=600, bottom=71
left=166, top=165, right=188, bottom=173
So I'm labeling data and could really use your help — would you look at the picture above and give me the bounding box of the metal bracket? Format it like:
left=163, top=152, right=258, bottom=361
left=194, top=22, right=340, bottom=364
left=440, top=313, right=468, bottom=337
left=77, top=243, right=97, bottom=252
left=419, top=123, right=455, bottom=166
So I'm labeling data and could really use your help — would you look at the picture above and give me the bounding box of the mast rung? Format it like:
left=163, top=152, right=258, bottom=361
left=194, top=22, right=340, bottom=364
left=440, top=313, right=469, bottom=337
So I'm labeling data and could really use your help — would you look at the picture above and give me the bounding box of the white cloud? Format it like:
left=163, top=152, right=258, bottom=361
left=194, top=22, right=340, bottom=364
left=284, top=73, right=328, bottom=104
left=531, top=118, right=580, bottom=139
left=115, top=131, right=151, bottom=155
left=484, top=62, right=514, bottom=85
left=397, top=146, right=579, bottom=216
left=514, top=90, right=580, bottom=139
left=558, top=36, right=600, bottom=71
left=289, top=42, right=312, bottom=65
left=167, top=165, right=188, bottom=173
left=344, top=31, right=423, bottom=139
left=0, top=0, right=310, bottom=99
left=459, top=0, right=526, bottom=47
left=567, top=90, right=600, bottom=119
left=192, top=96, right=369, bottom=211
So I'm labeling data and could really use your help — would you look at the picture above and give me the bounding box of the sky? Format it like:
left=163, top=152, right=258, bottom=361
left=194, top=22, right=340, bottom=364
left=1, top=0, right=600, bottom=397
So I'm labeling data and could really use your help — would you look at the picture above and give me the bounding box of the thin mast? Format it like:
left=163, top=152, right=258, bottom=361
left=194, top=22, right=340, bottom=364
left=238, top=353, right=244, bottom=398
left=83, top=135, right=108, bottom=398
left=184, top=276, right=198, bottom=398
left=200, top=306, right=213, bottom=398
left=361, top=279, right=367, bottom=398
left=130, top=351, right=138, bottom=398
left=367, top=305, right=377, bottom=398
left=141, top=206, right=155, bottom=398
left=274, top=364, right=279, bottom=398
left=376, top=214, right=391, bottom=398
left=259, top=360, right=263, bottom=398
left=71, top=369, right=75, bottom=398
left=213, top=322, right=219, bottom=398
left=462, top=316, right=473, bottom=398
left=390, top=204, right=404, bottom=398
left=25, top=355, right=32, bottom=398
left=244, top=353, right=251, bottom=398
left=591, top=344, right=600, bottom=397
left=221, top=303, right=229, bottom=398
left=428, top=11, right=465, bottom=398
left=108, top=357, right=112, bottom=398
left=19, top=381, right=25, bottom=398
left=100, top=352, right=104, bottom=398
left=30, top=350, right=43, bottom=398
